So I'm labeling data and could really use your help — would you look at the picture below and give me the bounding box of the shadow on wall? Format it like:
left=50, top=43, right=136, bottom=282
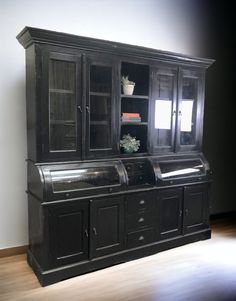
left=199, top=1, right=235, bottom=214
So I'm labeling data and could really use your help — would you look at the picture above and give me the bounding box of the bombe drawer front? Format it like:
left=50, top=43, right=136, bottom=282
left=37, top=160, right=126, bottom=201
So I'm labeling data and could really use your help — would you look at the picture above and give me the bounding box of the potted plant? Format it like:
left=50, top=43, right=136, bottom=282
left=121, top=75, right=135, bottom=95
left=120, top=133, right=140, bottom=153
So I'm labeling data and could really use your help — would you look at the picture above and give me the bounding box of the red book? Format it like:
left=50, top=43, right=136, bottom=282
left=122, top=112, right=140, bottom=117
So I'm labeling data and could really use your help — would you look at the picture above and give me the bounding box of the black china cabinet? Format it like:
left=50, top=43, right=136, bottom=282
left=17, top=27, right=214, bottom=286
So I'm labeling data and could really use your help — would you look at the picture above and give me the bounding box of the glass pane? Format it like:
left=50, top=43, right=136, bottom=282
left=90, top=65, right=112, bottom=93
left=155, top=100, right=172, bottom=147
left=90, top=95, right=111, bottom=122
left=49, top=59, right=76, bottom=151
left=159, top=159, right=204, bottom=179
left=51, top=166, right=120, bottom=192
left=154, top=74, right=174, bottom=148
left=90, top=125, right=111, bottom=149
left=89, top=93, right=112, bottom=149
left=180, top=77, right=197, bottom=145
left=49, top=60, right=75, bottom=91
left=156, top=74, right=173, bottom=99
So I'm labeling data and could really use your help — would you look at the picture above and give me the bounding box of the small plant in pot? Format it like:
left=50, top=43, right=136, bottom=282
left=120, top=133, right=140, bottom=153
left=121, top=75, right=135, bottom=95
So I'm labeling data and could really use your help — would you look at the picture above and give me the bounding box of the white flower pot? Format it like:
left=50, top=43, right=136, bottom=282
left=123, top=84, right=135, bottom=95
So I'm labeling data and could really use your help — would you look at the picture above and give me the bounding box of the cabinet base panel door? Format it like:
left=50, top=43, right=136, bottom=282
left=27, top=228, right=211, bottom=286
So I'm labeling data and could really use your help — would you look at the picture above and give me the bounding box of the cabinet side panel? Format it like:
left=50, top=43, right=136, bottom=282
left=28, top=193, right=46, bottom=268
left=26, top=45, right=37, bottom=161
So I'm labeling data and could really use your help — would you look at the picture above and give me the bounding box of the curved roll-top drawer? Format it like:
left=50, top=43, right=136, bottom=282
left=126, top=192, right=156, bottom=214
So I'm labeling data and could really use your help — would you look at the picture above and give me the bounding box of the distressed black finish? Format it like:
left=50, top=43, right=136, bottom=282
left=17, top=27, right=214, bottom=286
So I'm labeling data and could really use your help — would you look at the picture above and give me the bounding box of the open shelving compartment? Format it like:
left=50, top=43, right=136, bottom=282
left=120, top=62, right=150, bottom=154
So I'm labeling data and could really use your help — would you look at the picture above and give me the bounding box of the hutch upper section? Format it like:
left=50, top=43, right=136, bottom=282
left=17, top=27, right=214, bottom=163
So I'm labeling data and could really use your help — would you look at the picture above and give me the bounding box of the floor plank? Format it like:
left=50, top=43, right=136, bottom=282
left=0, top=218, right=236, bottom=301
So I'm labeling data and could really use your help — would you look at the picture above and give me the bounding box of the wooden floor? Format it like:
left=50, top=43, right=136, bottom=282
left=1, top=217, right=236, bottom=301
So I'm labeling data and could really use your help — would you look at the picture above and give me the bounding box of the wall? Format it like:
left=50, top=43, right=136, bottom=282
left=196, top=1, right=235, bottom=214
left=0, top=0, right=233, bottom=249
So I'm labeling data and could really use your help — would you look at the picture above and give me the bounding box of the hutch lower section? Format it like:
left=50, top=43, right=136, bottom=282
left=28, top=183, right=210, bottom=286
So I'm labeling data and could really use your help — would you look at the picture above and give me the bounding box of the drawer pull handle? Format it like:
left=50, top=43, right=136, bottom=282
left=139, top=200, right=145, bottom=205
left=139, top=235, right=144, bottom=241
left=93, top=227, right=97, bottom=235
left=138, top=217, right=144, bottom=223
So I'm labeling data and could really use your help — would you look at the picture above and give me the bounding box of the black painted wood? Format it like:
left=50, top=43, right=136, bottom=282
left=85, top=53, right=119, bottom=159
left=183, top=184, right=209, bottom=234
left=90, top=197, right=125, bottom=258
left=48, top=201, right=89, bottom=267
left=27, top=228, right=211, bottom=286
left=18, top=27, right=214, bottom=287
left=17, top=27, right=214, bottom=68
left=158, top=188, right=183, bottom=239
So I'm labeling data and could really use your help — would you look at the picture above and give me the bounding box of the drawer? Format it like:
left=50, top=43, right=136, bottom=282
left=127, top=228, right=156, bottom=249
left=125, top=162, right=146, bottom=172
left=128, top=174, right=149, bottom=186
left=126, top=192, right=156, bottom=214
left=126, top=211, right=156, bottom=232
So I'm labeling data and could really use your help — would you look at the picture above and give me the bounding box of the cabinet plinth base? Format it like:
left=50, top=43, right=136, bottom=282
left=28, top=228, right=211, bottom=286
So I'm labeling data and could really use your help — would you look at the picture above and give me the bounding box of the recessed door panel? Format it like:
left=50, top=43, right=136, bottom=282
left=91, top=197, right=124, bottom=258
left=158, top=188, right=183, bottom=239
left=49, top=201, right=89, bottom=266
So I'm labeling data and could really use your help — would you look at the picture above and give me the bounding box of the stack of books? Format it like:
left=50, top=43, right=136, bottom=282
left=121, top=112, right=141, bottom=123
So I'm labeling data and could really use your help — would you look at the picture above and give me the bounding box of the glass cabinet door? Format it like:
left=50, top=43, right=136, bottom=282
left=49, top=58, right=76, bottom=151
left=86, top=56, right=118, bottom=158
left=150, top=67, right=177, bottom=153
left=177, top=69, right=203, bottom=151
left=43, top=50, right=82, bottom=159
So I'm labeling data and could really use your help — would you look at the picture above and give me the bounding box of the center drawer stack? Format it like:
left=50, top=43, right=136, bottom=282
left=122, top=159, right=155, bottom=187
left=125, top=191, right=157, bottom=249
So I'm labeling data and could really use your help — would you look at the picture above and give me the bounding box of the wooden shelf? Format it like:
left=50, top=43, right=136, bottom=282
left=121, top=94, right=149, bottom=99
left=90, top=121, right=109, bottom=125
left=121, top=122, right=148, bottom=126
left=50, top=89, right=74, bottom=94
left=51, top=120, right=75, bottom=125
left=90, top=92, right=111, bottom=97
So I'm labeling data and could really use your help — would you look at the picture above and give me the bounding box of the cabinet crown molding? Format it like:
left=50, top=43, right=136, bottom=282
left=17, top=26, right=215, bottom=68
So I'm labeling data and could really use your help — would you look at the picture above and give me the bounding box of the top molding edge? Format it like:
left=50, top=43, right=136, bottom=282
left=17, top=27, right=215, bottom=68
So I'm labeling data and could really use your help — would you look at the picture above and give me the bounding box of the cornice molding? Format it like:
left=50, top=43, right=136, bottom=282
left=17, top=27, right=215, bottom=68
